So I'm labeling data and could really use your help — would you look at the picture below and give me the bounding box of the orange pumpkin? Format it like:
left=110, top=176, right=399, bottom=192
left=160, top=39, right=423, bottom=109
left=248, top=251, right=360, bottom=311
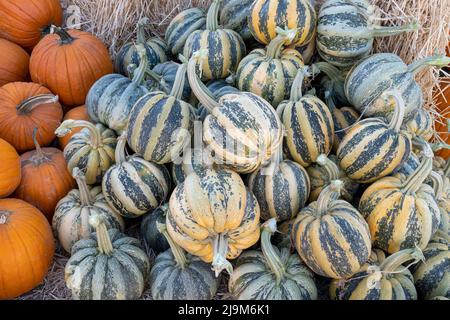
left=0, top=139, right=21, bottom=198
left=30, top=27, right=113, bottom=107
left=435, top=77, right=450, bottom=159
left=0, top=82, right=63, bottom=153
left=0, top=39, right=30, bottom=87
left=0, top=198, right=55, bottom=299
left=58, top=105, right=91, bottom=150
left=0, top=0, right=63, bottom=51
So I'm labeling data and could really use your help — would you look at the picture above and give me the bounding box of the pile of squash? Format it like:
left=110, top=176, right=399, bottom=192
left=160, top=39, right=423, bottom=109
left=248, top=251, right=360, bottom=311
left=0, top=0, right=449, bottom=301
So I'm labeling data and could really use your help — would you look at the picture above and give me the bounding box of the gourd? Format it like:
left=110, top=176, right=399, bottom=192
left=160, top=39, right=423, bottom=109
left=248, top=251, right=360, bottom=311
left=115, top=18, right=169, bottom=76
left=0, top=198, right=55, bottom=299
left=187, top=52, right=284, bottom=174
left=402, top=108, right=434, bottom=142
left=53, top=168, right=124, bottom=253
left=236, top=28, right=305, bottom=107
left=272, top=219, right=295, bottom=249
left=141, top=204, right=170, bottom=253
left=150, top=221, right=219, bottom=300
left=65, top=214, right=150, bottom=300
left=167, top=167, right=261, bottom=276
left=429, top=172, right=450, bottom=235
left=337, top=92, right=411, bottom=183
left=249, top=0, right=317, bottom=47
left=87, top=45, right=149, bottom=134
left=55, top=120, right=117, bottom=185
left=0, top=39, right=29, bottom=86
left=171, top=148, right=208, bottom=185
left=229, top=219, right=318, bottom=300
left=359, top=148, right=441, bottom=253
left=102, top=134, right=171, bottom=218
left=0, top=139, right=21, bottom=198
left=13, top=129, right=75, bottom=221
left=292, top=180, right=372, bottom=279
left=183, top=0, right=246, bottom=80
left=317, top=0, right=418, bottom=68
left=0, top=82, right=63, bottom=153
left=392, top=151, right=420, bottom=176
left=312, top=61, right=349, bottom=106
left=58, top=106, right=90, bottom=150
left=219, top=0, right=255, bottom=42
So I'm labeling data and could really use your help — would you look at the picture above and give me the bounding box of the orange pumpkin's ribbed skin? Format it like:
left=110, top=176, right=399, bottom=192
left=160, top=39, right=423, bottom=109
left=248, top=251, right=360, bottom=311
left=0, top=139, right=21, bottom=198
left=435, top=78, right=450, bottom=159
left=0, top=39, right=30, bottom=87
left=58, top=106, right=90, bottom=150
left=0, top=198, right=55, bottom=299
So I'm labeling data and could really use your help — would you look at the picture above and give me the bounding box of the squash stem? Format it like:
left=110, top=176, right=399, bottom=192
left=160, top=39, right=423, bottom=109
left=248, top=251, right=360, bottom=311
left=429, top=171, right=444, bottom=200
left=31, top=127, right=46, bottom=160
left=89, top=214, right=114, bottom=255
left=407, top=54, right=450, bottom=75
left=157, top=222, right=188, bottom=269
left=55, top=120, right=102, bottom=148
left=136, top=17, right=150, bottom=44
left=115, top=133, right=128, bottom=165
left=324, top=91, right=337, bottom=111
left=290, top=67, right=308, bottom=102
left=371, top=20, right=419, bottom=37
left=72, top=167, right=93, bottom=206
left=145, top=68, right=162, bottom=83
left=206, top=0, right=221, bottom=31
left=0, top=211, right=10, bottom=224
left=16, top=94, right=58, bottom=115
left=379, top=247, right=424, bottom=273
left=132, top=44, right=148, bottom=85
left=169, top=62, right=188, bottom=99
left=386, top=92, right=406, bottom=132
left=212, top=233, right=233, bottom=277
left=266, top=28, right=297, bottom=59
left=52, top=26, right=75, bottom=45
left=316, top=154, right=340, bottom=181
left=261, top=219, right=286, bottom=284
left=313, top=62, right=344, bottom=84
left=444, top=159, right=450, bottom=177
left=317, top=180, right=343, bottom=216
left=402, top=147, right=433, bottom=193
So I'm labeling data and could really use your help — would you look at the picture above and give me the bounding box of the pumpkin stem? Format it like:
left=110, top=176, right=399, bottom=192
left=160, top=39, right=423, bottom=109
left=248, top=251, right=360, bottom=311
left=212, top=233, right=233, bottom=277
left=89, top=214, right=114, bottom=255
left=266, top=28, right=297, bottom=59
left=290, top=66, right=310, bottom=102
left=136, top=17, right=150, bottom=44
left=0, top=211, right=10, bottom=224
left=407, top=54, right=450, bottom=75
left=157, top=221, right=188, bottom=269
left=429, top=171, right=444, bottom=200
left=317, top=180, right=343, bottom=216
left=55, top=120, right=102, bottom=148
left=31, top=127, right=46, bottom=160
left=313, top=62, right=344, bottom=85
left=316, top=154, right=340, bottom=181
left=371, top=20, right=419, bottom=37
left=206, top=0, right=221, bottom=31
left=385, top=91, right=406, bottom=133
left=132, top=44, right=148, bottom=85
left=51, top=26, right=75, bottom=45
left=16, top=94, right=59, bottom=115
left=115, top=133, right=128, bottom=165
left=379, top=247, right=424, bottom=273
left=169, top=57, right=188, bottom=99
left=402, top=145, right=433, bottom=193
left=145, top=67, right=162, bottom=83
left=72, top=167, right=93, bottom=206
left=261, top=219, right=286, bottom=284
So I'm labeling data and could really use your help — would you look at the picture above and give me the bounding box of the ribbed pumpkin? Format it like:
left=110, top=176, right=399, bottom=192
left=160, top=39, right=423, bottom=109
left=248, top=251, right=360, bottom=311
left=249, top=0, right=317, bottom=47
left=53, top=168, right=124, bottom=253
left=141, top=204, right=170, bottom=253
left=359, top=150, right=441, bottom=253
left=115, top=18, right=169, bottom=76
left=13, top=129, right=75, bottom=221
left=430, top=172, right=450, bottom=235
left=278, top=69, right=334, bottom=167
left=229, top=219, right=318, bottom=300
left=0, top=0, right=63, bottom=50
left=30, top=27, right=113, bottom=106
left=58, top=106, right=90, bottom=150
left=87, top=45, right=149, bottom=134
left=188, top=52, right=283, bottom=173
left=150, top=221, right=219, bottom=300
left=127, top=62, right=194, bottom=164
left=0, top=82, right=63, bottom=153
left=65, top=214, right=150, bottom=300
left=0, top=139, right=21, bottom=198
left=219, top=0, right=255, bottom=42
left=402, top=108, right=434, bottom=142
left=102, top=135, right=171, bottom=218
left=329, top=248, right=422, bottom=300
left=292, top=180, right=372, bottom=279
left=317, top=0, right=418, bottom=68
left=337, top=92, right=411, bottom=183
left=236, top=28, right=304, bottom=107
left=0, top=39, right=29, bottom=86
left=167, top=167, right=261, bottom=276
left=55, top=120, right=117, bottom=185
left=0, top=198, right=55, bottom=299
left=183, top=0, right=246, bottom=80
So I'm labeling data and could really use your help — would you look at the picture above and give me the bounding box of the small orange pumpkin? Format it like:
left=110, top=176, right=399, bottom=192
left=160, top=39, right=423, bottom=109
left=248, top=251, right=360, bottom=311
left=0, top=139, right=21, bottom=198
left=0, top=39, right=30, bottom=87
left=58, top=105, right=90, bottom=150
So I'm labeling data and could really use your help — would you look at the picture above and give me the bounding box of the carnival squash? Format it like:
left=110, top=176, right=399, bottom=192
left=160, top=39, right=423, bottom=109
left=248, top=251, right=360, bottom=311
left=141, top=204, right=170, bottom=253
left=220, top=0, right=255, bottom=42
left=0, top=139, right=21, bottom=198
left=58, top=106, right=90, bottom=150
left=0, top=39, right=29, bottom=87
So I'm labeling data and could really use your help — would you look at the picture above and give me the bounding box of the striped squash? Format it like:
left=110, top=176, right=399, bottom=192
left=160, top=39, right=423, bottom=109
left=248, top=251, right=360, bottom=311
left=236, top=28, right=304, bottom=107
left=87, top=45, right=149, bottom=134
left=402, top=108, right=434, bottom=142
left=392, top=151, right=420, bottom=176
left=229, top=219, right=318, bottom=300
left=272, top=219, right=295, bottom=249
left=165, top=8, right=206, bottom=56
left=429, top=172, right=450, bottom=235
left=141, top=204, right=170, bottom=253
left=127, top=62, right=194, bottom=164
left=53, top=168, right=124, bottom=253
left=171, top=147, right=208, bottom=185
left=55, top=120, right=117, bottom=185
left=150, top=221, right=219, bottom=300
left=196, top=79, right=240, bottom=121
left=167, top=167, right=261, bottom=276
left=317, top=0, right=417, bottom=68
left=329, top=248, right=421, bottom=300
left=278, top=69, right=334, bottom=167
left=115, top=18, right=169, bottom=76
left=249, top=0, right=317, bottom=47
left=220, top=0, right=255, bottom=42
left=292, top=180, right=371, bottom=279
left=102, top=136, right=171, bottom=218
left=65, top=215, right=150, bottom=300
left=187, top=52, right=284, bottom=174
left=359, top=150, right=441, bottom=253
left=183, top=0, right=246, bottom=80
left=337, top=92, right=411, bottom=183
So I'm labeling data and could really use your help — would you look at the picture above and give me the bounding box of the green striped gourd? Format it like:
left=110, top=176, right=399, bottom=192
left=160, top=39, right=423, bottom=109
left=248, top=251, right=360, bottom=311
left=150, top=221, right=219, bottom=300
left=337, top=92, right=411, bottom=183
left=236, top=28, right=305, bottom=107
left=141, top=204, right=170, bottom=253
left=171, top=147, right=208, bottom=185
left=87, top=45, right=149, bottom=134
left=229, top=219, right=318, bottom=300
left=102, top=135, right=171, bottom=218
left=293, top=36, right=316, bottom=65
left=65, top=214, right=150, bottom=300
left=292, top=180, right=371, bottom=279
left=359, top=149, right=441, bottom=253
left=115, top=18, right=169, bottom=76
left=219, top=0, right=255, bottom=42
left=249, top=0, right=317, bottom=47
left=55, top=120, right=117, bottom=185
left=165, top=8, right=206, bottom=56
left=429, top=172, right=450, bottom=235
left=127, top=60, right=194, bottom=164
left=329, top=248, right=422, bottom=300
left=183, top=0, right=246, bottom=80
left=392, top=151, right=420, bottom=176
left=53, top=168, right=124, bottom=253
left=278, top=68, right=334, bottom=167
left=317, top=0, right=418, bottom=68
left=402, top=108, right=434, bottom=142
left=345, top=53, right=450, bottom=119
left=187, top=52, right=284, bottom=174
